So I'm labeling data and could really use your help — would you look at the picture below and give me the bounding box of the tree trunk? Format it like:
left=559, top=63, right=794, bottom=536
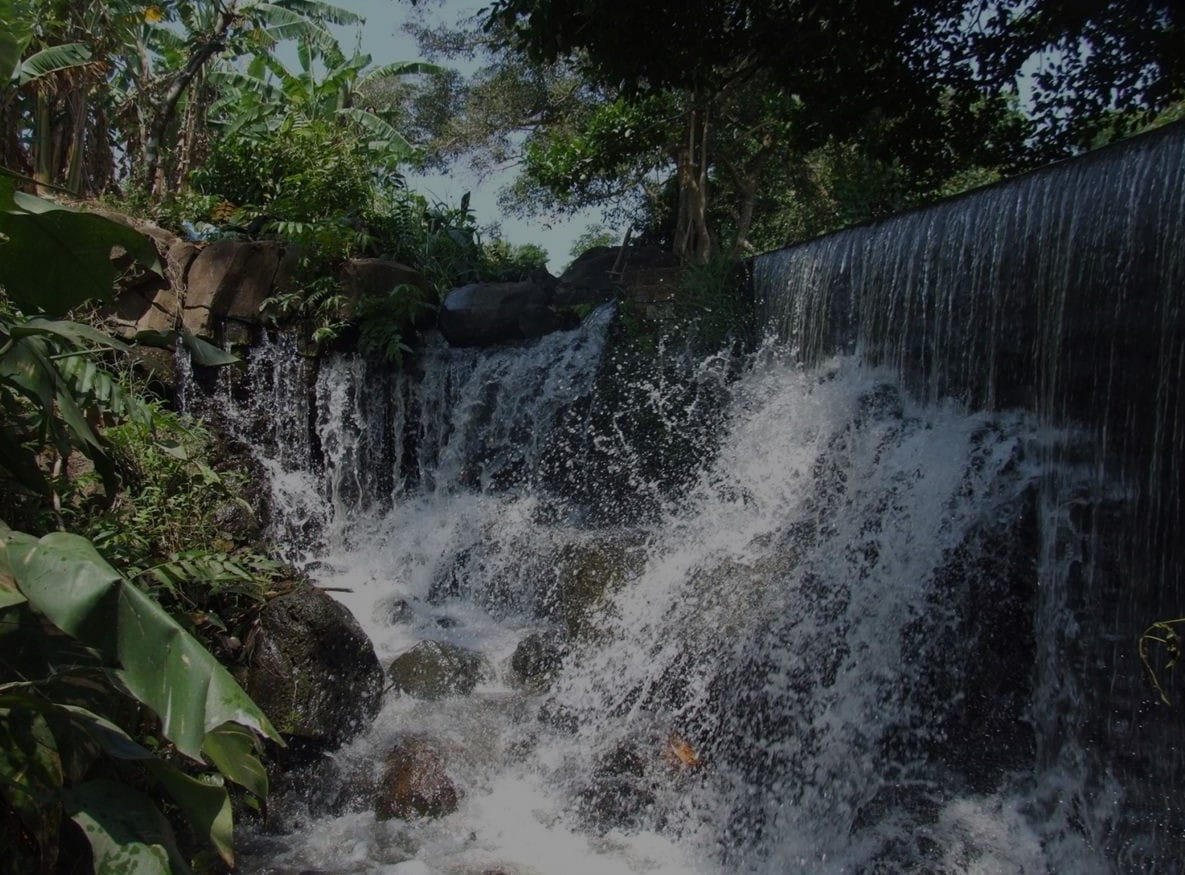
left=141, top=10, right=234, bottom=194
left=673, top=96, right=712, bottom=264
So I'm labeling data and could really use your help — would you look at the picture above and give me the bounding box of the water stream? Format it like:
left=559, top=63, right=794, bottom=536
left=187, top=122, right=1185, bottom=872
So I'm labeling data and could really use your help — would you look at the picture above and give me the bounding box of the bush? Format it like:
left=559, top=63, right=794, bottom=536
left=191, top=121, right=375, bottom=224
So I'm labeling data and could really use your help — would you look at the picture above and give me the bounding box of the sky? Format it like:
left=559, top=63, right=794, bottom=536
left=310, top=0, right=608, bottom=273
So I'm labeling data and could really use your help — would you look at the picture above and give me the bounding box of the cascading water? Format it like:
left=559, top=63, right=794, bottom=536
left=187, top=122, right=1184, bottom=873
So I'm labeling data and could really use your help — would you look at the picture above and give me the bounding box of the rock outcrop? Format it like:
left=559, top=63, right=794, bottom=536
left=554, top=245, right=681, bottom=317
left=103, top=213, right=430, bottom=347
left=437, top=271, right=574, bottom=347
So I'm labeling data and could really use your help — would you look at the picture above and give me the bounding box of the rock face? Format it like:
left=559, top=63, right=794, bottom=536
left=237, top=583, right=383, bottom=753
left=438, top=272, right=572, bottom=347
left=388, top=640, right=487, bottom=699
left=104, top=213, right=431, bottom=349
left=374, top=736, right=459, bottom=820
left=554, top=245, right=681, bottom=313
left=182, top=239, right=292, bottom=334
left=340, top=257, right=428, bottom=299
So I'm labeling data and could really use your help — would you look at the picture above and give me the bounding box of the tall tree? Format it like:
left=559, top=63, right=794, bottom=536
left=481, top=0, right=1184, bottom=260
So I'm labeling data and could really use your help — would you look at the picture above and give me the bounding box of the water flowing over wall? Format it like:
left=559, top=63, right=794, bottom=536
left=753, top=120, right=1185, bottom=865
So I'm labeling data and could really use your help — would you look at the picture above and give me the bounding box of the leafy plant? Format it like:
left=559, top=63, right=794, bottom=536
left=191, top=120, right=376, bottom=227
left=355, top=283, right=433, bottom=364
left=68, top=406, right=285, bottom=639
left=673, top=252, right=748, bottom=351
left=1, top=182, right=279, bottom=872
left=0, top=524, right=280, bottom=870
left=261, top=272, right=351, bottom=347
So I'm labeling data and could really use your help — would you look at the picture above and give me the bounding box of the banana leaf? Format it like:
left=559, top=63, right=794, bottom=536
left=0, top=527, right=282, bottom=760
left=0, top=176, right=162, bottom=315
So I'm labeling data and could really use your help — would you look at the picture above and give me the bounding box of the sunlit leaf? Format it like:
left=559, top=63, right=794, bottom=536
left=149, top=762, right=235, bottom=866
left=203, top=722, right=268, bottom=798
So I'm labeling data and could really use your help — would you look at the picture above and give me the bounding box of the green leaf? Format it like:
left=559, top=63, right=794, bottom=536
left=16, top=317, right=130, bottom=351
left=337, top=107, right=417, bottom=159
left=179, top=328, right=239, bottom=366
left=203, top=722, right=269, bottom=798
left=357, top=60, right=443, bottom=86
left=266, top=0, right=363, bottom=26
left=0, top=565, right=27, bottom=607
left=57, top=704, right=156, bottom=761
left=0, top=176, right=162, bottom=315
left=149, top=763, right=235, bottom=867
left=64, top=779, right=191, bottom=875
left=15, top=41, right=91, bottom=86
left=0, top=528, right=282, bottom=760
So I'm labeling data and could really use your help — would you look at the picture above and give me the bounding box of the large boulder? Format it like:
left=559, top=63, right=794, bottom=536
left=236, top=583, right=383, bottom=753
left=374, top=736, right=458, bottom=820
left=387, top=639, right=488, bottom=700
left=340, top=257, right=429, bottom=298
left=438, top=272, right=572, bottom=347
left=183, top=239, right=290, bottom=335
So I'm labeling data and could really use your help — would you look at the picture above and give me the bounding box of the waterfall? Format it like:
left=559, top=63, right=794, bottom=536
left=185, top=122, right=1185, bottom=872
left=752, top=119, right=1185, bottom=868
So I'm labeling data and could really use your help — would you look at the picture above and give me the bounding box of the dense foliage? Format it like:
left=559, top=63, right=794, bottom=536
left=392, top=0, right=1184, bottom=263
left=1, top=177, right=283, bottom=873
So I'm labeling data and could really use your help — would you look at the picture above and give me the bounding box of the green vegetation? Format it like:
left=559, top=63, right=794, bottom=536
left=2, top=0, right=1183, bottom=863
left=398, top=1, right=1183, bottom=265
left=1, top=179, right=282, bottom=873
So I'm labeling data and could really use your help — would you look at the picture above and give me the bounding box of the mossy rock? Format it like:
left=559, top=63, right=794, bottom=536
left=387, top=640, right=488, bottom=700
left=510, top=631, right=567, bottom=690
left=235, top=583, right=383, bottom=754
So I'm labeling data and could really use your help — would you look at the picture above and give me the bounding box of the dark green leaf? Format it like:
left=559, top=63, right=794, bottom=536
left=179, top=328, right=239, bottom=366
left=15, top=41, right=91, bottom=85
left=64, top=779, right=190, bottom=875
left=0, top=527, right=283, bottom=760
left=0, top=177, right=162, bottom=315
left=149, top=762, right=235, bottom=866
left=202, top=722, right=269, bottom=798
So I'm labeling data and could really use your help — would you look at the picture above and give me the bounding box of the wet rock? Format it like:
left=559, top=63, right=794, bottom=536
left=510, top=631, right=567, bottom=689
left=553, top=246, right=620, bottom=307
left=211, top=497, right=262, bottom=543
left=375, top=736, right=459, bottom=821
left=538, top=538, right=645, bottom=639
left=553, top=245, right=679, bottom=309
left=435, top=615, right=460, bottom=629
left=236, top=583, right=383, bottom=756
left=387, top=640, right=487, bottom=700
left=340, top=257, right=428, bottom=298
left=577, top=742, right=655, bottom=830
left=437, top=272, right=562, bottom=347
left=387, top=598, right=414, bottom=623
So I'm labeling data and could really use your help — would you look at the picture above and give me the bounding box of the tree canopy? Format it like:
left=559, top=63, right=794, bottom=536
left=468, top=0, right=1184, bottom=259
